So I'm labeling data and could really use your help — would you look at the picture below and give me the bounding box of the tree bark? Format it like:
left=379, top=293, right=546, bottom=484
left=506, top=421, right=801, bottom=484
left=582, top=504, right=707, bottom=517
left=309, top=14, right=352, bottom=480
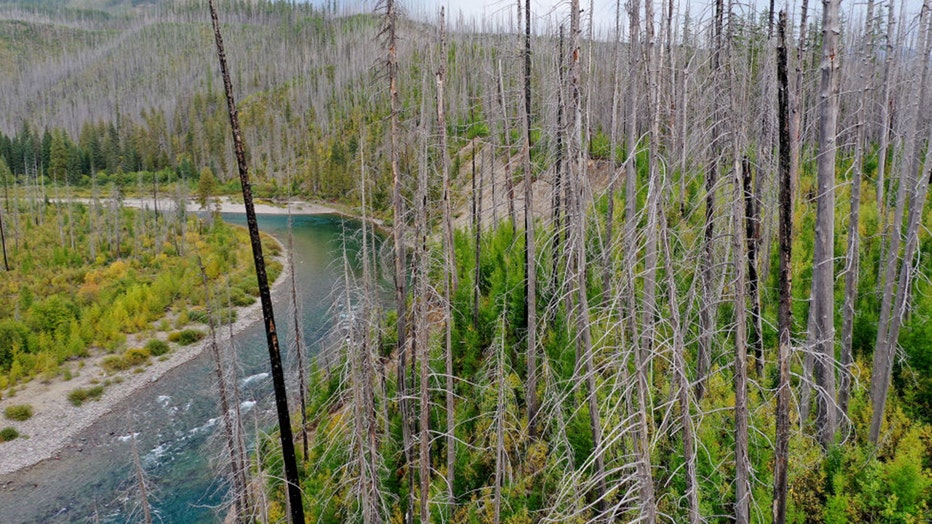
left=811, top=0, right=840, bottom=449
left=773, top=13, right=793, bottom=523
left=206, top=1, right=303, bottom=521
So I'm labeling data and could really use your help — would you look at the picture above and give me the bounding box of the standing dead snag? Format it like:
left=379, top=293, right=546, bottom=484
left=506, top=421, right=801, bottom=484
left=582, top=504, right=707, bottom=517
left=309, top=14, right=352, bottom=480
left=568, top=0, right=607, bottom=512
left=0, top=201, right=8, bottom=271
left=287, top=205, right=309, bottom=462
left=198, top=255, right=250, bottom=521
left=811, top=0, right=840, bottom=449
left=871, top=0, right=932, bottom=445
left=839, top=0, right=874, bottom=416
left=381, top=1, right=415, bottom=520
left=521, top=0, right=539, bottom=441
left=436, top=6, right=457, bottom=506
left=206, top=1, right=304, bottom=522
left=743, top=157, right=763, bottom=376
left=774, top=12, right=793, bottom=524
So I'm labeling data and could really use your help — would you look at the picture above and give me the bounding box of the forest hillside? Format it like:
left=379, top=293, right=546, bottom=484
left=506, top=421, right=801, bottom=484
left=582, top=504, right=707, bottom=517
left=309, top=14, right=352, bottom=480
left=1, top=0, right=932, bottom=522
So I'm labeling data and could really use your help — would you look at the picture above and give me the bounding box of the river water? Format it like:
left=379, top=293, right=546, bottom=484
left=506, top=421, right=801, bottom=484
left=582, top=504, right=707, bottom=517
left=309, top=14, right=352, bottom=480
left=0, top=213, right=373, bottom=523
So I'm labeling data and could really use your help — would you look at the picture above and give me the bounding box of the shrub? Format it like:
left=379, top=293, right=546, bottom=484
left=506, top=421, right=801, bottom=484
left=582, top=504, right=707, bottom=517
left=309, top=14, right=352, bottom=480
left=123, top=348, right=150, bottom=367
left=168, top=329, right=205, bottom=345
left=101, top=355, right=129, bottom=373
left=68, top=385, right=105, bottom=406
left=0, top=426, right=18, bottom=442
left=4, top=404, right=33, bottom=421
left=187, top=308, right=210, bottom=324
left=145, top=339, right=170, bottom=357
left=229, top=290, right=256, bottom=307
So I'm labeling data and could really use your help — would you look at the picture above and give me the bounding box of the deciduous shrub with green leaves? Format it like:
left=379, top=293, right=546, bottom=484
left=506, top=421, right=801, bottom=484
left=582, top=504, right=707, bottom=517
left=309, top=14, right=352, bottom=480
left=3, top=404, right=33, bottom=421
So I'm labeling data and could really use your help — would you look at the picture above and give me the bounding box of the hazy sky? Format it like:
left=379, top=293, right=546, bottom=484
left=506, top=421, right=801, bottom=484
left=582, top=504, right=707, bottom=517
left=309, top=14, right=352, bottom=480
left=319, top=0, right=926, bottom=38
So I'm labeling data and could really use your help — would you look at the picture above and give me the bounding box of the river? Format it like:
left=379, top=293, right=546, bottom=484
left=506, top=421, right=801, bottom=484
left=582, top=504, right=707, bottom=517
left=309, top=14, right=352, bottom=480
left=0, top=213, right=375, bottom=523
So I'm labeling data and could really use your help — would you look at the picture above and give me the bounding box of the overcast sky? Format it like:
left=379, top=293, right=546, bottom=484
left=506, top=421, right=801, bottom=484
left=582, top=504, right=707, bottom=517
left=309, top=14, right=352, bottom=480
left=316, top=0, right=927, bottom=39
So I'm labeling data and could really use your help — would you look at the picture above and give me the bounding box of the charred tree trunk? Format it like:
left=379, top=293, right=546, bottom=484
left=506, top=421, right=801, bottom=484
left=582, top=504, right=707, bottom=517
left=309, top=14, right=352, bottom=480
left=0, top=203, right=8, bottom=271
left=206, top=1, right=303, bottom=520
left=698, top=0, right=725, bottom=400
left=744, top=157, right=763, bottom=376
left=774, top=13, right=793, bottom=523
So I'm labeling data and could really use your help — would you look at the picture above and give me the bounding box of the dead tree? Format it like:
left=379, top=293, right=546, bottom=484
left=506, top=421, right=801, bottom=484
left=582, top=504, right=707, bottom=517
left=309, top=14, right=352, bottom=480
left=743, top=157, right=763, bottom=376
left=0, top=199, right=8, bottom=271
left=521, top=0, right=540, bottom=440
left=206, top=0, right=303, bottom=520
left=810, top=0, right=841, bottom=449
left=130, top=432, right=153, bottom=524
left=198, top=255, right=250, bottom=521
left=436, top=6, right=457, bottom=506
left=381, top=1, right=415, bottom=520
left=286, top=201, right=309, bottom=462
left=871, top=0, right=932, bottom=445
left=839, top=1, right=874, bottom=416
left=568, top=0, right=608, bottom=512
left=773, top=12, right=793, bottom=524
left=661, top=214, right=700, bottom=524
left=697, top=0, right=726, bottom=400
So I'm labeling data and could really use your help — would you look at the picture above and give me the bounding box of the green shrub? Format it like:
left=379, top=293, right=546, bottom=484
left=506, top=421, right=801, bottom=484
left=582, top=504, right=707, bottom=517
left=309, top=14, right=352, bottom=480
left=68, top=385, right=105, bottom=406
left=4, top=404, right=33, bottom=421
left=0, top=426, right=18, bottom=442
left=236, top=278, right=259, bottom=297
left=229, top=290, right=255, bottom=307
left=187, top=308, right=210, bottom=324
left=168, top=329, right=205, bottom=345
left=145, top=339, right=170, bottom=357
left=125, top=347, right=150, bottom=365
left=101, top=355, right=129, bottom=373
left=101, top=348, right=151, bottom=373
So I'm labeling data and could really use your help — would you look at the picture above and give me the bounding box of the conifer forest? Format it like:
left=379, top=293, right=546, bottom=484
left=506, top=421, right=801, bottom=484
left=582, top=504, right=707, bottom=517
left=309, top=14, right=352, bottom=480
left=1, top=0, right=932, bottom=521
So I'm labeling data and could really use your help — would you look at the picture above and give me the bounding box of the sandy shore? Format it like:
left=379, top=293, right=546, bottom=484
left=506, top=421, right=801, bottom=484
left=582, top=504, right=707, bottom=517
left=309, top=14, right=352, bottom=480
left=0, top=201, right=336, bottom=476
left=62, top=196, right=342, bottom=216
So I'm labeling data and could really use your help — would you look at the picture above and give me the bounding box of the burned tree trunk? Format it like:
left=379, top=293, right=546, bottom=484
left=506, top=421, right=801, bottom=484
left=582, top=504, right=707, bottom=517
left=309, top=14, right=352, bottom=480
left=774, top=12, right=793, bottom=523
left=206, top=1, right=303, bottom=520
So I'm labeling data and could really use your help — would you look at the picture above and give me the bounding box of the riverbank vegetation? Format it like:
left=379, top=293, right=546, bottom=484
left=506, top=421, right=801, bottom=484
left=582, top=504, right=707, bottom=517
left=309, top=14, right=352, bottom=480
left=0, top=194, right=280, bottom=394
